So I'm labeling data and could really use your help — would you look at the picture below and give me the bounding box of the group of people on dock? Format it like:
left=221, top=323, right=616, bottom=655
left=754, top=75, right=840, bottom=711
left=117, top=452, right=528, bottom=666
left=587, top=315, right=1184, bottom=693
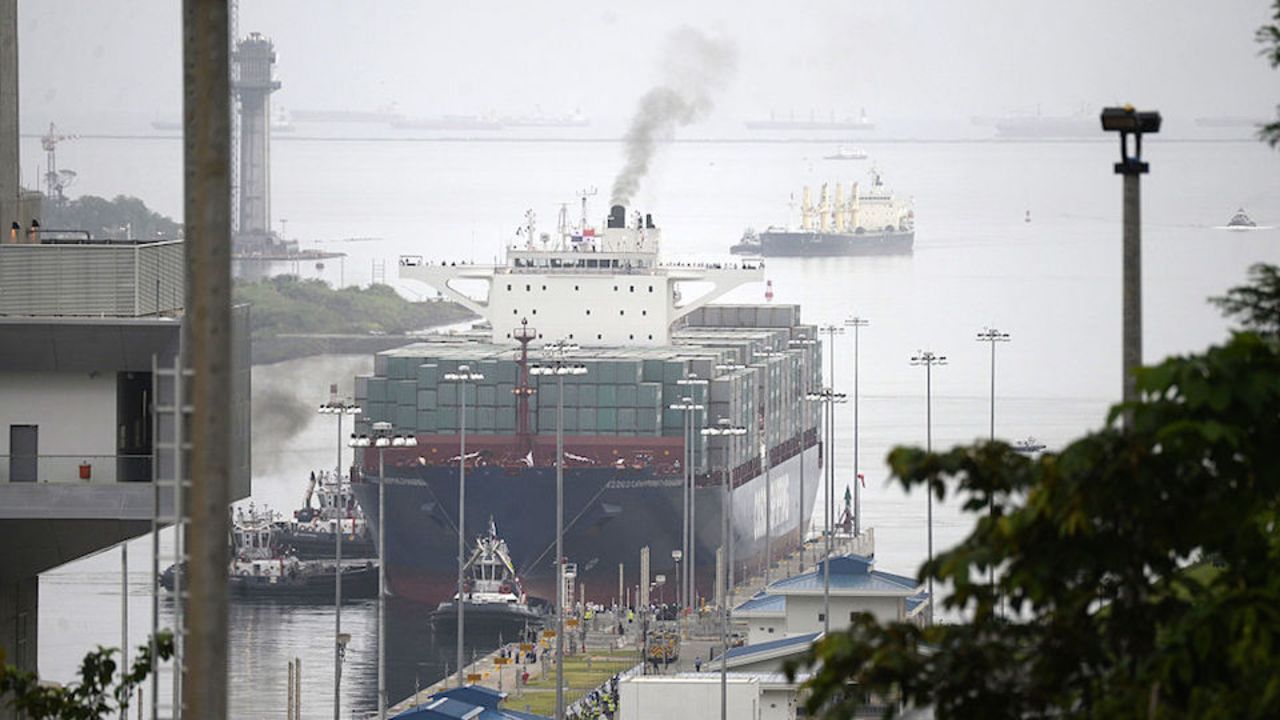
left=565, top=674, right=620, bottom=720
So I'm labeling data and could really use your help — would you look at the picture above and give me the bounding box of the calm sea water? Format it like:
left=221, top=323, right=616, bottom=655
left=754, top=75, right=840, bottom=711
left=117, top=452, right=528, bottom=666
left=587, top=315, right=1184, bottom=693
left=32, top=134, right=1280, bottom=718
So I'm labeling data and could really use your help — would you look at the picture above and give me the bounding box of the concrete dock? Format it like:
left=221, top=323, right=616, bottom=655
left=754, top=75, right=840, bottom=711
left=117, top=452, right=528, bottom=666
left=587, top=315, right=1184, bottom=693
left=385, top=530, right=872, bottom=717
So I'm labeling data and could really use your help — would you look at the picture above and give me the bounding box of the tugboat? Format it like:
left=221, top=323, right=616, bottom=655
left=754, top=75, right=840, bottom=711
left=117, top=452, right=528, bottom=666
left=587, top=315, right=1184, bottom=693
left=1226, top=208, right=1257, bottom=230
left=428, top=519, right=544, bottom=632
left=161, top=504, right=379, bottom=600
left=278, top=469, right=376, bottom=559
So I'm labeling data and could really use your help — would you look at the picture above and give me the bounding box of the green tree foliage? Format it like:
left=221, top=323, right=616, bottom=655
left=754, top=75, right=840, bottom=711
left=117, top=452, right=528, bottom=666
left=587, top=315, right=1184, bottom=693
left=0, top=632, right=173, bottom=719
left=1212, top=263, right=1280, bottom=337
left=45, top=195, right=182, bottom=240
left=233, top=275, right=471, bottom=340
left=1262, top=0, right=1280, bottom=147
left=787, top=266, right=1280, bottom=718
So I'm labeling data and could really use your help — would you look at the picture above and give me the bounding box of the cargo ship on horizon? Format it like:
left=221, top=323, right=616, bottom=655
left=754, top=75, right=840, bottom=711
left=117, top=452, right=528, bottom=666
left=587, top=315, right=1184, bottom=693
left=350, top=202, right=824, bottom=607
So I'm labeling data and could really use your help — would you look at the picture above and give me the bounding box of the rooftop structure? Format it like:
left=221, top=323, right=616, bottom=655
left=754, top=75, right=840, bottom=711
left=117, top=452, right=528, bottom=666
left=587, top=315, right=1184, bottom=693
left=733, top=547, right=928, bottom=644
left=0, top=238, right=183, bottom=317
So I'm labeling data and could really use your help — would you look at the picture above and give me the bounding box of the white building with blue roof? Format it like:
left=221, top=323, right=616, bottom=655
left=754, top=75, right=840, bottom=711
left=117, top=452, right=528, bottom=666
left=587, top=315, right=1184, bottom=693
left=735, top=554, right=927, bottom=645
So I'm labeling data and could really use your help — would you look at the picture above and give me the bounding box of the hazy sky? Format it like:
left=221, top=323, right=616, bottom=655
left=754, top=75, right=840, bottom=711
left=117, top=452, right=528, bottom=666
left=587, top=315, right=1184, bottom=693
left=15, top=0, right=1280, bottom=132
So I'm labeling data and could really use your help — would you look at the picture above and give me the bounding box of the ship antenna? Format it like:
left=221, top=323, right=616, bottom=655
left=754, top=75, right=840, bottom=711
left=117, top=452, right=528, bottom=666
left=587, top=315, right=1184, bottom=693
left=513, top=318, right=538, bottom=457
left=523, top=209, right=537, bottom=251
left=577, top=187, right=597, bottom=231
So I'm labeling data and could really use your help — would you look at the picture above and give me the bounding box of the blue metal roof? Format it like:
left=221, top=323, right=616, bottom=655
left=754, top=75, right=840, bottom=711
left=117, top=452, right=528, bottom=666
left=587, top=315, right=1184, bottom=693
left=437, top=686, right=505, bottom=710
left=391, top=686, right=552, bottom=720
left=906, top=590, right=930, bottom=614
left=766, top=555, right=920, bottom=595
left=724, top=631, right=822, bottom=661
left=734, top=592, right=786, bottom=615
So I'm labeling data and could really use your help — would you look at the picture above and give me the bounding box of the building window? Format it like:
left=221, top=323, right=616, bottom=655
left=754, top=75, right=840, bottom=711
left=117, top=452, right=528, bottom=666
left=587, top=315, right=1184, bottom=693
left=767, top=627, right=774, bottom=634
left=613, top=285, right=618, bottom=291
left=629, top=334, right=634, bottom=340
left=641, top=310, right=647, bottom=316
left=526, top=284, right=531, bottom=292
left=574, top=285, right=580, bottom=291
left=597, top=334, right=602, bottom=340
left=818, top=613, right=825, bottom=622
left=630, top=285, right=635, bottom=292
left=542, top=285, right=547, bottom=291
left=586, top=309, right=591, bottom=315
left=507, top=284, right=512, bottom=291
left=620, top=310, right=625, bottom=316
left=513, top=309, right=518, bottom=314
left=532, top=309, right=537, bottom=314
left=648, top=335, right=653, bottom=340
left=649, top=285, right=654, bottom=292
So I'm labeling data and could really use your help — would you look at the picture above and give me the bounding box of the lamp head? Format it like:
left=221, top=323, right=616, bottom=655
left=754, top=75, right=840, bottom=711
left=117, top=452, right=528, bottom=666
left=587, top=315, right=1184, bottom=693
left=1100, top=106, right=1162, bottom=134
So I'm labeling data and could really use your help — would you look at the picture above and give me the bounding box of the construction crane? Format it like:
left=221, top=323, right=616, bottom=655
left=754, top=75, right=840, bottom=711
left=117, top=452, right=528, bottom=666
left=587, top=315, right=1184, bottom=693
left=41, top=122, right=78, bottom=204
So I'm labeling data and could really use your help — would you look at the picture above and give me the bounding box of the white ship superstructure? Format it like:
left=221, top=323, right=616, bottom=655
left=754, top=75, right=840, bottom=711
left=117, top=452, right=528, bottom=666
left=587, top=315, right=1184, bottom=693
left=400, top=204, right=763, bottom=345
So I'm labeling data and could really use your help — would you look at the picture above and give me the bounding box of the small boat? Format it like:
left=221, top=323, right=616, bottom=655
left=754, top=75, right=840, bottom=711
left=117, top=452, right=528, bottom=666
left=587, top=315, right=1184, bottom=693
left=824, top=146, right=868, bottom=160
left=278, top=469, right=377, bottom=560
left=428, top=518, right=545, bottom=632
left=161, top=504, right=379, bottom=601
left=1226, top=208, right=1257, bottom=229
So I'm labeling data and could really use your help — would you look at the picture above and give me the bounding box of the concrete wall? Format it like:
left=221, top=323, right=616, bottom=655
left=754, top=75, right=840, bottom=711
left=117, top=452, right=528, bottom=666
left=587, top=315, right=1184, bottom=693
left=785, top=594, right=903, bottom=636
left=747, top=616, right=786, bottom=645
left=0, top=371, right=117, bottom=482
left=620, top=676, right=761, bottom=720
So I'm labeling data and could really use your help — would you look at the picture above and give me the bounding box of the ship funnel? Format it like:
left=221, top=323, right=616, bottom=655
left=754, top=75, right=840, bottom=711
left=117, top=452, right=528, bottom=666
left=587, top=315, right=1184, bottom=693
left=608, top=204, right=627, bottom=229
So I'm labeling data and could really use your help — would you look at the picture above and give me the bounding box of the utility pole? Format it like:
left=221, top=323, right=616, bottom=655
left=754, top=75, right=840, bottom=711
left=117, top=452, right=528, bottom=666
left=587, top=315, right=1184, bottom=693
left=703, top=419, right=746, bottom=720
left=976, top=328, right=1010, bottom=610
left=788, top=335, right=817, bottom=571
left=181, top=1, right=231, bottom=717
left=806, top=388, right=846, bottom=634
left=319, top=391, right=361, bottom=720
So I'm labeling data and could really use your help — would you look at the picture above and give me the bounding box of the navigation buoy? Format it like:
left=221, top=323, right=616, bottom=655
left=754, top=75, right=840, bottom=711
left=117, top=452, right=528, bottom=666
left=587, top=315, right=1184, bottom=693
left=765, top=279, right=774, bottom=302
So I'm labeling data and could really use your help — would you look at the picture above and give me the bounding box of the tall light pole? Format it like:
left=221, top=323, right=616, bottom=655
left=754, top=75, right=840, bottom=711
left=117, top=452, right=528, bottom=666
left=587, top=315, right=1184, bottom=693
left=817, top=325, right=844, bottom=591
left=788, top=335, right=816, bottom=571
left=349, top=421, right=416, bottom=720
left=843, top=317, right=869, bottom=536
left=1101, top=105, right=1161, bottom=428
left=755, top=349, right=789, bottom=587
left=669, top=391, right=704, bottom=611
left=806, top=388, right=846, bottom=633
left=702, top=418, right=746, bottom=720
left=909, top=351, right=946, bottom=626
left=714, top=361, right=746, bottom=588
left=530, top=342, right=587, bottom=720
left=976, top=329, right=1009, bottom=611
left=319, top=391, right=361, bottom=720
left=443, top=364, right=484, bottom=688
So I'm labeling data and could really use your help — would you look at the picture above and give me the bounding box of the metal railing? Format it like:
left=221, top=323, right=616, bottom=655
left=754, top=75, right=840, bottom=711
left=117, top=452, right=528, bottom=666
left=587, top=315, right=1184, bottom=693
left=0, top=454, right=154, bottom=484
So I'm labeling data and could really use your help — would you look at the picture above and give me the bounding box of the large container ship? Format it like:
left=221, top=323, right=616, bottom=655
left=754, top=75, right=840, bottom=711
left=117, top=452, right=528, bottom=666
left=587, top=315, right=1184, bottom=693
left=731, top=169, right=914, bottom=257
left=350, top=204, right=823, bottom=606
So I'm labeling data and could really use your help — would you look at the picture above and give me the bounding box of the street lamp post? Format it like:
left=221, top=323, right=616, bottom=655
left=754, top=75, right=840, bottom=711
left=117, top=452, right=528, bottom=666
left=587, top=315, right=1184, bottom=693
left=530, top=343, right=587, bottom=720
left=976, top=329, right=1009, bottom=611
left=713, top=361, right=746, bottom=589
left=754, top=349, right=789, bottom=587
left=1100, top=105, right=1161, bottom=428
left=702, top=418, right=747, bottom=720
left=909, top=350, right=946, bottom=626
left=843, top=317, right=869, bottom=537
left=669, top=390, right=704, bottom=612
left=349, top=421, right=417, bottom=720
left=318, top=391, right=361, bottom=720
left=806, top=388, right=847, bottom=634
left=788, top=335, right=817, bottom=572
left=443, top=364, right=484, bottom=688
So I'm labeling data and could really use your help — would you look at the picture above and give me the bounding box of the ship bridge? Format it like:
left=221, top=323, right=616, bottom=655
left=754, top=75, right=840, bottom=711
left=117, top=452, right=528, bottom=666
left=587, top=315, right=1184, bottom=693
left=400, top=204, right=763, bottom=346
